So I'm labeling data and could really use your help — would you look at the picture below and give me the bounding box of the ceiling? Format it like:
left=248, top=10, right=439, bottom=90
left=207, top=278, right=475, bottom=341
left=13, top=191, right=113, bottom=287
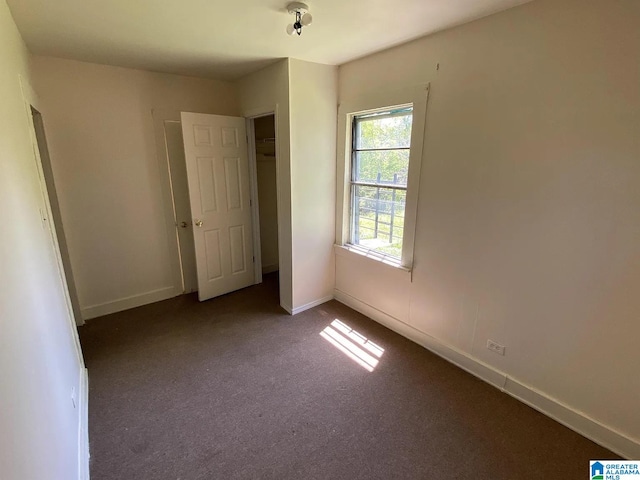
left=8, top=0, right=531, bottom=80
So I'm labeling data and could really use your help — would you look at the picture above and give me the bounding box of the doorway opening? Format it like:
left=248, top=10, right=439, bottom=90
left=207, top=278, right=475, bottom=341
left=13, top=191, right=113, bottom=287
left=154, top=110, right=281, bottom=305
left=162, top=118, right=198, bottom=294
left=31, top=107, right=83, bottom=326
left=247, top=113, right=280, bottom=300
left=251, top=114, right=279, bottom=278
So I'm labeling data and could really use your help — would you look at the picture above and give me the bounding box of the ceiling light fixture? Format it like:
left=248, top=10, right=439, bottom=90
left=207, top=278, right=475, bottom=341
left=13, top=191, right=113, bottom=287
left=286, top=2, right=312, bottom=36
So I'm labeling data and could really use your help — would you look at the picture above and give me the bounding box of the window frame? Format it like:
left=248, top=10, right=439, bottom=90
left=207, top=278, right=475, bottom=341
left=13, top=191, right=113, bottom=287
left=349, top=107, right=413, bottom=260
left=335, top=84, right=429, bottom=271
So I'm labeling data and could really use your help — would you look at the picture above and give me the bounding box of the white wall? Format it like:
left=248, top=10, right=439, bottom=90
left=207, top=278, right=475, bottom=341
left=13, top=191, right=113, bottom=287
left=0, top=1, right=86, bottom=478
left=336, top=0, right=640, bottom=457
left=30, top=56, right=240, bottom=319
left=236, top=60, right=294, bottom=311
left=288, top=59, right=338, bottom=312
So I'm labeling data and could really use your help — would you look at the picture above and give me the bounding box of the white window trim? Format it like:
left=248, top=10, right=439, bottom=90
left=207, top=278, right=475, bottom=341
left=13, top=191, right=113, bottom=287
left=335, top=84, right=430, bottom=272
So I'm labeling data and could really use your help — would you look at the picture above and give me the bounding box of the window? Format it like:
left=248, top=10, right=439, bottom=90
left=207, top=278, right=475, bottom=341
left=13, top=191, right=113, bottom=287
left=336, top=84, right=428, bottom=270
left=349, top=107, right=413, bottom=260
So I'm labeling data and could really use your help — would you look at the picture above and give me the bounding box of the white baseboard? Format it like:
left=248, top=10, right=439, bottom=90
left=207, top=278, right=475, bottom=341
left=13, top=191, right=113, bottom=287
left=78, top=368, right=89, bottom=480
left=81, top=286, right=180, bottom=320
left=504, top=379, right=640, bottom=459
left=334, top=288, right=640, bottom=459
left=291, top=295, right=334, bottom=315
left=262, top=264, right=279, bottom=274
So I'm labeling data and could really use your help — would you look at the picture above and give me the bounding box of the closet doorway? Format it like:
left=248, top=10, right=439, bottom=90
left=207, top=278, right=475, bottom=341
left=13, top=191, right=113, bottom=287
left=250, top=114, right=279, bottom=280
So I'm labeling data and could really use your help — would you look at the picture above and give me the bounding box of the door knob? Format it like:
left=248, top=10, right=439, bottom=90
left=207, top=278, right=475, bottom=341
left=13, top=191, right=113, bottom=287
left=194, top=219, right=203, bottom=227
left=179, top=221, right=189, bottom=228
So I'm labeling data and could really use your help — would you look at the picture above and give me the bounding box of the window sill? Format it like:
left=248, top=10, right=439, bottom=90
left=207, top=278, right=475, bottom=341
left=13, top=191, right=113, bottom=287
left=334, top=244, right=412, bottom=273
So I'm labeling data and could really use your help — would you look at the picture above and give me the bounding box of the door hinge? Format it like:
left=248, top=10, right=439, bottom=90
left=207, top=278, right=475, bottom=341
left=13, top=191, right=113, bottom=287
left=252, top=256, right=255, bottom=263
left=249, top=198, right=252, bottom=206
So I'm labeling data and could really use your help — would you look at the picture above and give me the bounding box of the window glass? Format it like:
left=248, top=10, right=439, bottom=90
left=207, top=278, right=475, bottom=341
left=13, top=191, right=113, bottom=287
left=354, top=150, right=410, bottom=185
left=354, top=110, right=412, bottom=149
left=350, top=108, right=413, bottom=260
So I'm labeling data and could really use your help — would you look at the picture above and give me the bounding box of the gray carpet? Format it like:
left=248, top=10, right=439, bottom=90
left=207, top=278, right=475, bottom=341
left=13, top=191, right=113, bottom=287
left=79, top=273, right=617, bottom=479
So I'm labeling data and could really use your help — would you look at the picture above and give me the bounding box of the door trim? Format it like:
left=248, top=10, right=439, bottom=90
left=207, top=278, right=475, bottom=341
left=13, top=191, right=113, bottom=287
left=246, top=116, right=263, bottom=285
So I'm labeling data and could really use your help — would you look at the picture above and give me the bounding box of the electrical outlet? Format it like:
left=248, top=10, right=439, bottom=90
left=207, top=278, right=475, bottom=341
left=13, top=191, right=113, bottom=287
left=487, top=339, right=506, bottom=356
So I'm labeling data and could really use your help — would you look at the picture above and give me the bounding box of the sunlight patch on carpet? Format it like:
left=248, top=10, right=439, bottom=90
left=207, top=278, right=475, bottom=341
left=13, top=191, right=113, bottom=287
left=320, top=319, right=384, bottom=372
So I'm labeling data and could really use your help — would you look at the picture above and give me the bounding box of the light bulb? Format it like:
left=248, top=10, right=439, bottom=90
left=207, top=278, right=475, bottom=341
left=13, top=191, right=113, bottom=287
left=286, top=24, right=295, bottom=35
left=301, top=13, right=313, bottom=26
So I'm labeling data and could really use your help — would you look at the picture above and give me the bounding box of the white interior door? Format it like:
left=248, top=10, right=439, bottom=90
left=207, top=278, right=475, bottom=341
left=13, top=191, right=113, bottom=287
left=181, top=112, right=254, bottom=301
